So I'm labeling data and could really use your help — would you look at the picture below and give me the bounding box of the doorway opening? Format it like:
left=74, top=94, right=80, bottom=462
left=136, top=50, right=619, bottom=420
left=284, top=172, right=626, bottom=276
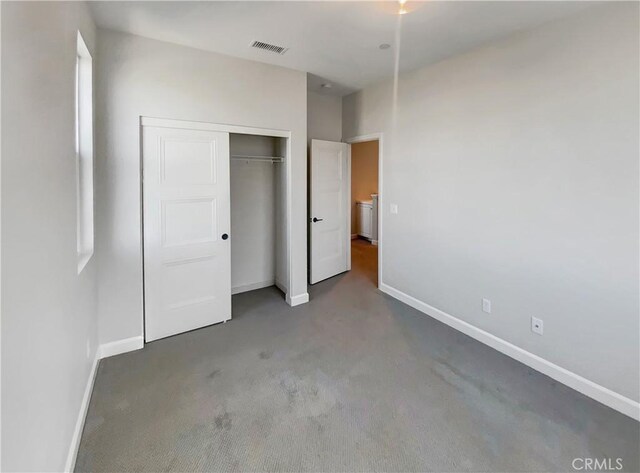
left=229, top=133, right=288, bottom=297
left=308, top=135, right=382, bottom=288
left=349, top=139, right=379, bottom=287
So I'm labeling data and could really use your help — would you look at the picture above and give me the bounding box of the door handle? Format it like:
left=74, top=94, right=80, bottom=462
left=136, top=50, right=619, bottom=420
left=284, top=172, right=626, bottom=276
left=312, top=217, right=323, bottom=223
left=222, top=233, right=229, bottom=240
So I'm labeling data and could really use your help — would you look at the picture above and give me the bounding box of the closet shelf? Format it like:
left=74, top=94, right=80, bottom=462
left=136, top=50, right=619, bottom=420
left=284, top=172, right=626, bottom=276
left=231, top=155, right=283, bottom=163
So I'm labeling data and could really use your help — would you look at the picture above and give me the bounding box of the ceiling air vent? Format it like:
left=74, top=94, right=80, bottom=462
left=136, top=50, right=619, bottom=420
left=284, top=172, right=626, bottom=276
left=251, top=40, right=288, bottom=55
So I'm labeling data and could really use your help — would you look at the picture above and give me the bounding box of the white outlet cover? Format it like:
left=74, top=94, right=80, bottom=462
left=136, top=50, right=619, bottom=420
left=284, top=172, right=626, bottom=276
left=531, top=317, right=544, bottom=335
left=482, top=298, right=491, bottom=314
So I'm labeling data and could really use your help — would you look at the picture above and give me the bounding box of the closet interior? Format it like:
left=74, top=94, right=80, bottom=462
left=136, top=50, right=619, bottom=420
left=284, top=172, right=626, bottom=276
left=229, top=133, right=288, bottom=297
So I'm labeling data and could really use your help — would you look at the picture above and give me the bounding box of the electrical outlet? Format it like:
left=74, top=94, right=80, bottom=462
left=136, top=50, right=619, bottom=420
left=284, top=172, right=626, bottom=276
left=390, top=204, right=398, bottom=214
left=531, top=317, right=544, bottom=335
left=482, top=298, right=491, bottom=314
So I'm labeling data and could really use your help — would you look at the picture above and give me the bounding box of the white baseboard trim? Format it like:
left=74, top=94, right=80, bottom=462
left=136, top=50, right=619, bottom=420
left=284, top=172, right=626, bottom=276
left=379, top=282, right=640, bottom=421
left=98, top=336, right=144, bottom=360
left=232, top=279, right=274, bottom=295
left=64, top=353, right=99, bottom=472
left=351, top=234, right=358, bottom=240
left=66, top=336, right=145, bottom=471
left=287, top=292, right=309, bottom=307
left=275, top=280, right=288, bottom=295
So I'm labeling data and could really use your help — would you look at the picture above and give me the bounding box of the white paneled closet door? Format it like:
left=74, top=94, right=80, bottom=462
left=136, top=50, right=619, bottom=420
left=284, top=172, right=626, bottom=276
left=143, top=126, right=231, bottom=342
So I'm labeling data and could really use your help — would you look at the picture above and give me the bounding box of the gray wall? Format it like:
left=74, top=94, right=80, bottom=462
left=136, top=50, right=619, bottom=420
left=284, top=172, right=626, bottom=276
left=307, top=90, right=342, bottom=144
left=343, top=3, right=639, bottom=402
left=1, top=2, right=99, bottom=471
left=96, top=30, right=308, bottom=346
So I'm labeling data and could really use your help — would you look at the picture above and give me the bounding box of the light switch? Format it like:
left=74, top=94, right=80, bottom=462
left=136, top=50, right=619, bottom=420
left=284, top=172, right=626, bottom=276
left=390, top=204, right=398, bottom=214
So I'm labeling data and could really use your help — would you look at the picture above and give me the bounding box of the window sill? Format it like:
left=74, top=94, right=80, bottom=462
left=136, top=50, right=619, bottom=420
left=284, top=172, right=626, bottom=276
left=77, top=250, right=93, bottom=274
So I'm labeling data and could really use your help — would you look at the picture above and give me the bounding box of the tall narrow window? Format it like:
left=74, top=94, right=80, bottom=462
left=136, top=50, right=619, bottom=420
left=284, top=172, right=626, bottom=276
left=76, top=31, right=94, bottom=273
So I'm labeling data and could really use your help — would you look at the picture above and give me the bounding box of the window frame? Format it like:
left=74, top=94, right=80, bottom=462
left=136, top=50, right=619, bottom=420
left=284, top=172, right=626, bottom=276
left=75, top=31, right=94, bottom=274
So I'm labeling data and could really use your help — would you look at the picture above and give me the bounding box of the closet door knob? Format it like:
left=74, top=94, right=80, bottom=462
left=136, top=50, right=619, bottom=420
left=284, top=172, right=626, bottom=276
left=312, top=217, right=323, bottom=223
left=222, top=233, right=229, bottom=240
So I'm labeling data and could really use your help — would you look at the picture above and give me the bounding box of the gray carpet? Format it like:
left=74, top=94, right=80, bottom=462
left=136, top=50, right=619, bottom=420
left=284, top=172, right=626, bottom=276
left=76, top=239, right=639, bottom=472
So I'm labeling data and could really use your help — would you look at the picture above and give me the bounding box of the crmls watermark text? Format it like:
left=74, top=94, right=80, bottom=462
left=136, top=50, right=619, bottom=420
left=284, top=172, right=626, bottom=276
left=572, top=458, right=623, bottom=471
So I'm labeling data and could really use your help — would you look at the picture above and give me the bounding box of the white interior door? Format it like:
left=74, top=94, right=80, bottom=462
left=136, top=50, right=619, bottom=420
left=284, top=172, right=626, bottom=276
left=358, top=204, right=372, bottom=239
left=143, top=126, right=231, bottom=342
left=310, top=139, right=350, bottom=284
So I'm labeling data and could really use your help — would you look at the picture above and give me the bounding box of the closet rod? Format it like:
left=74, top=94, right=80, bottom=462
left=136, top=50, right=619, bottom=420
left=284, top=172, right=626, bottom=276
left=231, top=155, right=284, bottom=163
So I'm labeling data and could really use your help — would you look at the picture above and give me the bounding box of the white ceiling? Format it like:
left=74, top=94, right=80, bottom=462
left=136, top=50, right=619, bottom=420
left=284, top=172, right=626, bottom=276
left=90, top=1, right=597, bottom=96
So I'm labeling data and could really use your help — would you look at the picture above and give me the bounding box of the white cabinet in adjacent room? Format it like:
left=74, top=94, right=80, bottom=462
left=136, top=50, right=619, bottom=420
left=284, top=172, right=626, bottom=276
left=357, top=200, right=373, bottom=239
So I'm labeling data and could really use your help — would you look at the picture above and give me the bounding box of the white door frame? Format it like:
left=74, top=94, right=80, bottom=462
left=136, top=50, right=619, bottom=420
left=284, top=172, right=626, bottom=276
left=139, top=116, right=295, bottom=336
left=344, top=133, right=383, bottom=288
